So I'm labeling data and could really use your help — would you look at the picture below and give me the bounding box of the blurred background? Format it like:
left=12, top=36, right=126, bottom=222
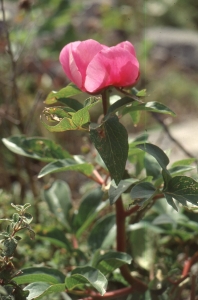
left=0, top=0, right=198, bottom=201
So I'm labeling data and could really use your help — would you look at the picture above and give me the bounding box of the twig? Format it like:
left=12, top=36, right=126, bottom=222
left=190, top=275, right=196, bottom=300
left=152, top=113, right=195, bottom=159
left=0, top=0, right=23, bottom=131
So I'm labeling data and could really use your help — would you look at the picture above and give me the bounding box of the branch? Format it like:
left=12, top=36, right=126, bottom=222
left=152, top=113, right=195, bottom=159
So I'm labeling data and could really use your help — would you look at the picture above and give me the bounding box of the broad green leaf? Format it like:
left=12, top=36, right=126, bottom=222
left=24, top=282, right=65, bottom=300
left=2, top=136, right=71, bottom=162
left=137, top=143, right=170, bottom=171
left=93, top=251, right=132, bottom=275
left=42, top=180, right=72, bottom=229
left=74, top=188, right=105, bottom=237
left=109, top=178, right=139, bottom=205
left=122, top=101, right=176, bottom=117
left=88, top=214, right=116, bottom=251
left=65, top=266, right=107, bottom=295
left=164, top=176, right=198, bottom=206
left=37, top=227, right=72, bottom=251
left=38, top=158, right=94, bottom=178
left=130, top=182, right=157, bottom=206
left=13, top=267, right=65, bottom=285
left=90, top=114, right=128, bottom=184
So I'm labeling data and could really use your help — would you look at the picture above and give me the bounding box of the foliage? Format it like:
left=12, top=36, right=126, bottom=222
left=1, top=1, right=198, bottom=300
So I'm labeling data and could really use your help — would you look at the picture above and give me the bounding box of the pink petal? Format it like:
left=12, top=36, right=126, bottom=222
left=85, top=46, right=139, bottom=93
left=59, top=41, right=83, bottom=89
left=72, top=39, right=107, bottom=87
left=116, top=41, right=136, bottom=56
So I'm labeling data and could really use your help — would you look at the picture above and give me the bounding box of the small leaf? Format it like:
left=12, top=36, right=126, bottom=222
left=90, top=114, right=128, bottom=184
left=109, top=178, right=139, bottom=205
left=136, top=89, right=147, bottom=97
left=164, top=176, right=198, bottom=206
left=94, top=251, right=132, bottom=275
left=42, top=180, right=72, bottom=229
left=38, top=158, right=94, bottom=178
left=137, top=143, right=170, bottom=171
left=13, top=267, right=65, bottom=285
left=2, top=136, right=71, bottom=162
left=24, top=282, right=65, bottom=300
left=23, top=213, right=33, bottom=224
left=88, top=214, right=116, bottom=251
left=65, top=266, right=107, bottom=296
left=3, top=238, right=17, bottom=257
left=12, top=213, right=20, bottom=223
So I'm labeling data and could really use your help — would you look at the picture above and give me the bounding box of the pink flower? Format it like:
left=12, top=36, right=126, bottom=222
left=59, top=39, right=139, bottom=93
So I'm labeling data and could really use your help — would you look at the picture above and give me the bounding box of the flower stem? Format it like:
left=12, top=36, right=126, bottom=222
left=115, top=197, right=147, bottom=292
left=101, top=89, right=109, bottom=116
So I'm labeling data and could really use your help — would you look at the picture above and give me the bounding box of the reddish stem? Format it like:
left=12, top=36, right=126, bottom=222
left=182, top=252, right=198, bottom=277
left=124, top=205, right=140, bottom=217
left=115, top=197, right=147, bottom=292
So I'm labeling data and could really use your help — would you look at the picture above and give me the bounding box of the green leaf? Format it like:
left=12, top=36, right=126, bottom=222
left=42, top=97, right=101, bottom=132
left=37, top=227, right=72, bottom=251
left=128, top=223, right=158, bottom=271
left=65, top=266, right=107, bottom=295
left=107, top=96, right=135, bottom=114
left=45, top=83, right=82, bottom=107
left=130, top=182, right=157, bottom=205
left=93, top=251, right=132, bottom=275
left=122, top=101, right=176, bottom=117
left=2, top=136, right=71, bottom=162
left=3, top=238, right=17, bottom=257
left=42, top=180, right=72, bottom=229
left=169, top=165, right=195, bottom=176
left=24, top=282, right=65, bottom=300
left=13, top=267, right=65, bottom=285
left=109, top=178, right=139, bottom=205
left=88, top=214, right=116, bottom=251
left=164, top=194, right=178, bottom=212
left=137, top=143, right=170, bottom=171
left=145, top=154, right=161, bottom=180
left=164, top=176, right=198, bottom=206
left=38, top=158, right=94, bottom=178
left=74, top=188, right=105, bottom=237
left=90, top=114, right=128, bottom=184
left=42, top=107, right=75, bottom=123
left=136, top=89, right=147, bottom=97
left=171, top=158, right=196, bottom=167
